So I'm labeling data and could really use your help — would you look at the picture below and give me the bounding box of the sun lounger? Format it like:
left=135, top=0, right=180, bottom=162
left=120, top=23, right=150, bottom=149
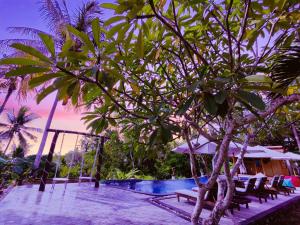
left=235, top=177, right=257, bottom=194
left=252, top=177, right=270, bottom=203
left=264, top=176, right=279, bottom=198
left=177, top=186, right=241, bottom=213
left=193, top=185, right=251, bottom=210
left=235, top=177, right=265, bottom=204
left=277, top=175, right=292, bottom=195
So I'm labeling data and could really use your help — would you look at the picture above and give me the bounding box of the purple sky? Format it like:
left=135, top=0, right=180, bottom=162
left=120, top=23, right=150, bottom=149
left=0, top=0, right=114, bottom=154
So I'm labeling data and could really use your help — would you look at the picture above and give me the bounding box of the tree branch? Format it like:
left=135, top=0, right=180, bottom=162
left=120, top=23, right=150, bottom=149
left=239, top=94, right=300, bottom=126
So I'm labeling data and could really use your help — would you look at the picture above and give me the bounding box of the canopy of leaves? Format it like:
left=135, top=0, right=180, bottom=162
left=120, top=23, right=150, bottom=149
left=1, top=0, right=300, bottom=145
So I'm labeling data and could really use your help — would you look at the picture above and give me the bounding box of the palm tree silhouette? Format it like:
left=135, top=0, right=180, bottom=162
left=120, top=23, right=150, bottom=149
left=0, top=106, right=41, bottom=155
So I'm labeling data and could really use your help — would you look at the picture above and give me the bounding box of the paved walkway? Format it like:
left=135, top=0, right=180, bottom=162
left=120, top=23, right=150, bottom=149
left=0, top=184, right=190, bottom=225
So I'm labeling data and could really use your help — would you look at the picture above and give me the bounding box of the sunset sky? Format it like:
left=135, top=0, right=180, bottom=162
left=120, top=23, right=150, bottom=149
left=0, top=0, right=113, bottom=155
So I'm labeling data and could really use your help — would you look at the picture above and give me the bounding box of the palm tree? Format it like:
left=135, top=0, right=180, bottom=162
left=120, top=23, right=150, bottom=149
left=0, top=66, right=32, bottom=115
left=271, top=45, right=300, bottom=151
left=0, top=0, right=101, bottom=168
left=0, top=106, right=41, bottom=155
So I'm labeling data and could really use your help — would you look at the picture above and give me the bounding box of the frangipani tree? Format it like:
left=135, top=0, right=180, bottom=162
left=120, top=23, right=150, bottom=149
left=1, top=1, right=300, bottom=224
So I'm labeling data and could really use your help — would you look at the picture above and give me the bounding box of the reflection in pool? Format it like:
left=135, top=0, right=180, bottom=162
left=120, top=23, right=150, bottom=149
left=104, top=177, right=208, bottom=195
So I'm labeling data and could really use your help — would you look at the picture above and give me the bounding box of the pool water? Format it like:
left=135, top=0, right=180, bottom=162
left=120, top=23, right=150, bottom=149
left=104, top=177, right=208, bottom=195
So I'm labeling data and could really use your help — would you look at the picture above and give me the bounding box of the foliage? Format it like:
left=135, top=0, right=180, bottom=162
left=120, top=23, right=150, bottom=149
left=2, top=0, right=300, bottom=224
left=102, top=130, right=191, bottom=179
left=271, top=45, right=300, bottom=97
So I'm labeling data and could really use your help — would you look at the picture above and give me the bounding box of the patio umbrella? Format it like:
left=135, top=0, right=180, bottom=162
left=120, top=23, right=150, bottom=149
left=172, top=136, right=243, bottom=155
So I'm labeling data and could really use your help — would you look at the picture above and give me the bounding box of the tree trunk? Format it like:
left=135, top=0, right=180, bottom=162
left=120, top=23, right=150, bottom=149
left=33, top=94, right=58, bottom=170
left=0, top=84, right=15, bottom=115
left=3, top=135, right=13, bottom=155
left=203, top=159, right=235, bottom=225
left=185, top=121, right=235, bottom=225
left=291, top=123, right=300, bottom=152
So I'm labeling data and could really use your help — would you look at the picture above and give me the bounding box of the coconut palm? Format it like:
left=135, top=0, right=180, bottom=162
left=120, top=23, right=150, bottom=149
left=0, top=106, right=41, bottom=155
left=0, top=66, right=32, bottom=115
left=271, top=44, right=300, bottom=151
left=271, top=45, right=300, bottom=95
left=0, top=0, right=102, bottom=168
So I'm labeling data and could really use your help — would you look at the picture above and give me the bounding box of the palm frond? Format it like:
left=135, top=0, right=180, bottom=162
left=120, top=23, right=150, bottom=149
left=73, top=0, right=101, bottom=32
left=21, top=130, right=38, bottom=141
left=61, top=0, right=71, bottom=24
left=6, top=111, right=16, bottom=124
left=0, top=131, right=13, bottom=139
left=270, top=45, right=300, bottom=98
left=0, top=122, right=9, bottom=128
left=39, top=0, right=67, bottom=37
left=7, top=27, right=50, bottom=39
left=0, top=39, right=45, bottom=53
left=17, top=132, right=28, bottom=150
left=22, top=126, right=42, bottom=133
left=15, top=77, right=31, bottom=100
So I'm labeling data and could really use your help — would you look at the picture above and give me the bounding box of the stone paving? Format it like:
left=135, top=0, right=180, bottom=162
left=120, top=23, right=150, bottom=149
left=0, top=183, right=190, bottom=225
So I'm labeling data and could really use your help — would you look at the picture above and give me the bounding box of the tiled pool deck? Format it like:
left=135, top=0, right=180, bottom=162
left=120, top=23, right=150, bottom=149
left=0, top=183, right=189, bottom=225
left=0, top=183, right=299, bottom=225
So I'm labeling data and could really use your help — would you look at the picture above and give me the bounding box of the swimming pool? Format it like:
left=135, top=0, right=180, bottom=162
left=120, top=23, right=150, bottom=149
left=103, top=177, right=208, bottom=195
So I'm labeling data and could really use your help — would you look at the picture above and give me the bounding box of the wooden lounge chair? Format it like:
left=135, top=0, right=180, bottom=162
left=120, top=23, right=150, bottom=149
left=264, top=175, right=279, bottom=198
left=192, top=186, right=251, bottom=209
left=176, top=187, right=240, bottom=214
left=252, top=177, right=270, bottom=203
left=235, top=177, right=269, bottom=203
left=235, top=177, right=257, bottom=195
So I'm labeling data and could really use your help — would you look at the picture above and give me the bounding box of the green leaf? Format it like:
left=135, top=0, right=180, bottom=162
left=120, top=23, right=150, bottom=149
left=11, top=43, right=51, bottom=63
left=100, top=3, right=118, bottom=10
left=149, top=129, right=158, bottom=146
left=130, top=82, right=140, bottom=94
left=136, top=29, right=144, bottom=58
left=161, top=126, right=172, bottom=144
left=124, top=28, right=134, bottom=52
left=29, top=73, right=63, bottom=88
left=38, top=33, right=55, bottom=57
left=214, top=91, right=227, bottom=104
left=67, top=25, right=96, bottom=55
left=217, top=100, right=228, bottom=118
left=204, top=93, right=218, bottom=115
left=6, top=66, right=50, bottom=77
left=71, top=82, right=80, bottom=105
left=176, top=96, right=194, bottom=115
left=0, top=58, right=44, bottom=66
left=242, top=75, right=272, bottom=83
left=237, top=90, right=266, bottom=110
left=107, top=22, right=127, bottom=39
left=91, top=18, right=100, bottom=47
left=36, top=86, right=56, bottom=103
left=104, top=16, right=125, bottom=26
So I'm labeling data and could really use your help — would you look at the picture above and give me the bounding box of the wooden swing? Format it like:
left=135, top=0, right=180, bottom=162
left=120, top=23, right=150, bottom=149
left=50, top=134, right=79, bottom=192
left=78, top=138, right=101, bottom=185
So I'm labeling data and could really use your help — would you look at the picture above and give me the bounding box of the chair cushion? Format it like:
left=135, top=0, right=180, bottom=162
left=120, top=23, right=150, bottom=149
left=283, top=179, right=295, bottom=188
left=236, top=187, right=246, bottom=193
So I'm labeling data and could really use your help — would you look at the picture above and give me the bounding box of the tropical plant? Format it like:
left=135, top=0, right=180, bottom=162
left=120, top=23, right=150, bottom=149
left=0, top=106, right=41, bottom=154
left=271, top=45, right=300, bottom=95
left=1, top=1, right=300, bottom=224
left=0, top=0, right=102, bottom=169
left=0, top=66, right=33, bottom=115
left=107, top=168, right=140, bottom=180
